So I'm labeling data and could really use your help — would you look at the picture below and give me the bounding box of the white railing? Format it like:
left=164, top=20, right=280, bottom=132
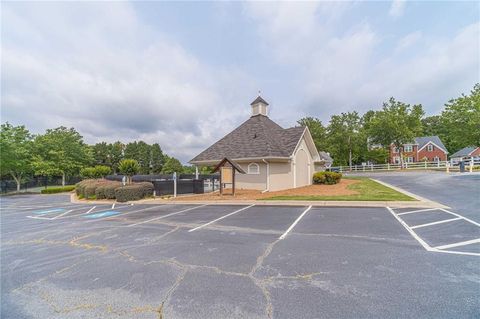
left=330, top=159, right=480, bottom=173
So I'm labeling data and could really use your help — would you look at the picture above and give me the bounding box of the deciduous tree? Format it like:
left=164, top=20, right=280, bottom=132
left=32, top=127, right=92, bottom=186
left=440, top=84, right=480, bottom=152
left=368, top=98, right=424, bottom=166
left=0, top=123, right=33, bottom=192
left=161, top=156, right=184, bottom=174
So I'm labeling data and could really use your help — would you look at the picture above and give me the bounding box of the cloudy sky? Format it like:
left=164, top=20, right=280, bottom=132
left=2, top=1, right=479, bottom=163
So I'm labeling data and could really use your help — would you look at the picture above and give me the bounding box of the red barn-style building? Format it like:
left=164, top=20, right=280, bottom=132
left=389, top=136, right=448, bottom=164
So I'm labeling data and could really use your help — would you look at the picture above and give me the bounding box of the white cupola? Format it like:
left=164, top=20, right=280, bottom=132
left=250, top=95, right=269, bottom=117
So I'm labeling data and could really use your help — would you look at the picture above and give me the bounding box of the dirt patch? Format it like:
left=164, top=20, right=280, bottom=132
left=171, top=179, right=360, bottom=201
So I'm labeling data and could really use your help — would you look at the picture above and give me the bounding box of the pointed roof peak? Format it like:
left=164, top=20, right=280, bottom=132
left=250, top=95, right=269, bottom=106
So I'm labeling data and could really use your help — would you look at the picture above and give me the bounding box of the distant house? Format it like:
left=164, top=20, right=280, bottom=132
left=389, top=136, right=448, bottom=164
left=189, top=96, right=331, bottom=191
left=450, top=146, right=480, bottom=164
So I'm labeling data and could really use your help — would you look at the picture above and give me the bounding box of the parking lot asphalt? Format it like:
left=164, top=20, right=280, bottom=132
left=1, top=194, right=479, bottom=319
left=350, top=171, right=480, bottom=223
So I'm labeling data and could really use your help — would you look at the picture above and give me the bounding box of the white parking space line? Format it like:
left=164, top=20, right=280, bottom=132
left=279, top=205, right=312, bottom=240
left=397, top=208, right=439, bottom=216
left=81, top=206, right=96, bottom=215
left=439, top=208, right=480, bottom=227
left=434, top=238, right=480, bottom=250
left=188, top=204, right=255, bottom=232
left=57, top=205, right=130, bottom=219
left=51, top=209, right=74, bottom=220
left=26, top=215, right=54, bottom=220
left=430, top=249, right=480, bottom=257
left=386, top=207, right=433, bottom=251
left=126, top=205, right=207, bottom=227
left=83, top=205, right=160, bottom=223
left=410, top=217, right=462, bottom=229
left=388, top=206, right=480, bottom=257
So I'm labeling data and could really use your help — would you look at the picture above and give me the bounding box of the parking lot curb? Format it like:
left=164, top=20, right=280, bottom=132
left=370, top=179, right=449, bottom=208
left=70, top=191, right=449, bottom=209
left=134, top=199, right=447, bottom=209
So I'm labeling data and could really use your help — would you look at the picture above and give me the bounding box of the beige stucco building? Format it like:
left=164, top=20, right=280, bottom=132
left=189, top=96, right=332, bottom=192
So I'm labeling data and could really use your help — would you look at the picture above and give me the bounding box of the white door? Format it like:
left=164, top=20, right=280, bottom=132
left=295, top=149, right=309, bottom=187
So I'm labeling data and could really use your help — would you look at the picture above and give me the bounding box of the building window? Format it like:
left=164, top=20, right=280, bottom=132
left=434, top=156, right=439, bottom=162
left=427, top=144, right=434, bottom=152
left=393, top=156, right=400, bottom=164
left=404, top=145, right=412, bottom=152
left=247, top=163, right=260, bottom=174
left=394, top=147, right=400, bottom=153
left=406, top=157, right=414, bottom=163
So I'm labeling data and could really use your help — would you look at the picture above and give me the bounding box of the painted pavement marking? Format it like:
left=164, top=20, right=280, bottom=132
left=188, top=204, right=255, bottom=232
left=387, top=206, right=480, bottom=257
left=279, top=205, right=312, bottom=240
left=126, top=204, right=208, bottom=227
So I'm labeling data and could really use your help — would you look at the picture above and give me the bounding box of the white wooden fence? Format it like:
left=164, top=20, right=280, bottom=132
left=330, top=159, right=480, bottom=173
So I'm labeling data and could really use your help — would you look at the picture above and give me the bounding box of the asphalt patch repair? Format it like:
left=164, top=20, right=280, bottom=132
left=1, top=194, right=479, bottom=319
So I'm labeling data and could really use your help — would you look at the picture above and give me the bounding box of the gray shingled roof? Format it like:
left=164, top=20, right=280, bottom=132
left=414, top=136, right=447, bottom=152
left=250, top=96, right=269, bottom=105
left=319, top=151, right=333, bottom=164
left=190, top=115, right=305, bottom=163
left=450, top=146, right=478, bottom=158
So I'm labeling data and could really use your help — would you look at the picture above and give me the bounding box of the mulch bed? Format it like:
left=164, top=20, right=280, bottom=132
left=172, top=179, right=360, bottom=201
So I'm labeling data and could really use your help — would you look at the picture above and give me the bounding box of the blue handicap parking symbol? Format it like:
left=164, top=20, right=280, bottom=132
left=83, top=211, right=121, bottom=219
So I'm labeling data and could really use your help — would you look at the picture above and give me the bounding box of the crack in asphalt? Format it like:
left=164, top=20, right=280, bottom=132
left=3, top=202, right=351, bottom=319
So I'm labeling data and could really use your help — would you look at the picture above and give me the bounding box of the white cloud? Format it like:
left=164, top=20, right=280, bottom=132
left=389, top=0, right=406, bottom=18
left=1, top=2, right=256, bottom=163
left=395, top=31, right=422, bottom=52
left=244, top=2, right=479, bottom=120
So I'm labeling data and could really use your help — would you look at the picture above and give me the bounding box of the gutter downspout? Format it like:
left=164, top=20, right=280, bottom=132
left=262, top=159, right=270, bottom=193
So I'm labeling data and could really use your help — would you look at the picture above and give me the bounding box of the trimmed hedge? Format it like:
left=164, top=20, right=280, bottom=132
left=75, top=179, right=152, bottom=202
left=115, top=185, right=144, bottom=202
left=104, top=182, right=122, bottom=199
left=75, top=179, right=110, bottom=199
left=136, top=182, right=154, bottom=197
left=312, top=171, right=342, bottom=185
left=114, top=182, right=154, bottom=202
left=76, top=180, right=94, bottom=196
left=41, top=186, right=76, bottom=194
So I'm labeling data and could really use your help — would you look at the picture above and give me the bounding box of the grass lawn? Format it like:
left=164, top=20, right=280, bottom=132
left=263, top=177, right=415, bottom=201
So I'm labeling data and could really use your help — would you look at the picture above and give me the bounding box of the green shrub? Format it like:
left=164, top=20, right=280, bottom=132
left=118, top=159, right=140, bottom=183
left=84, top=183, right=99, bottom=199
left=95, top=185, right=107, bottom=199
left=313, top=171, right=342, bottom=185
left=76, top=179, right=110, bottom=199
left=93, top=165, right=112, bottom=178
left=103, top=182, right=122, bottom=199
left=75, top=179, right=95, bottom=196
left=41, top=186, right=76, bottom=194
left=136, top=182, right=154, bottom=197
left=80, top=167, right=96, bottom=179
left=80, top=166, right=112, bottom=179
left=115, top=184, right=145, bottom=202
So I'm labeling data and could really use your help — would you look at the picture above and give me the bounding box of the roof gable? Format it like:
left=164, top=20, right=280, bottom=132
left=450, top=146, right=478, bottom=158
left=415, top=136, right=448, bottom=153
left=190, top=115, right=306, bottom=163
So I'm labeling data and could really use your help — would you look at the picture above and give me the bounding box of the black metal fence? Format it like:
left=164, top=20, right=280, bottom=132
left=0, top=176, right=82, bottom=194
left=152, top=179, right=204, bottom=196
left=105, top=174, right=219, bottom=196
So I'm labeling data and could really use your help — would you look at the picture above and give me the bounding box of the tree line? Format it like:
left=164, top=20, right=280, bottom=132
left=1, top=83, right=478, bottom=190
left=298, top=83, right=479, bottom=166
left=0, top=125, right=193, bottom=191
